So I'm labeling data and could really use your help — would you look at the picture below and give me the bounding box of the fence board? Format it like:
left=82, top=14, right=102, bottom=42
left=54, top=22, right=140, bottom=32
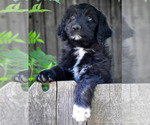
left=55, top=1, right=66, bottom=58
left=44, top=1, right=58, bottom=56
left=32, top=1, right=46, bottom=53
left=57, top=81, right=85, bottom=125
left=0, top=82, right=28, bottom=125
left=111, top=0, right=122, bottom=82
left=29, top=82, right=56, bottom=125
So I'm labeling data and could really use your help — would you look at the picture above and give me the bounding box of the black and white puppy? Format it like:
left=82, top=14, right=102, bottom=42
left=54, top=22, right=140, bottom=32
left=36, top=3, right=112, bottom=122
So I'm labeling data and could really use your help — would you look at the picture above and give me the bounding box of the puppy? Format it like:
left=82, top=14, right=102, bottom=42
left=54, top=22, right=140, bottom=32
left=36, top=3, right=112, bottom=122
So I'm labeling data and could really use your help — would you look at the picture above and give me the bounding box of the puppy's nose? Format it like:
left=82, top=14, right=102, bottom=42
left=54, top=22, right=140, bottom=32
left=72, top=24, right=81, bottom=30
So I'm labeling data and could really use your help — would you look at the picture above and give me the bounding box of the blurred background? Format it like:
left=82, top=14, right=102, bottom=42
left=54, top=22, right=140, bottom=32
left=122, top=0, right=150, bottom=82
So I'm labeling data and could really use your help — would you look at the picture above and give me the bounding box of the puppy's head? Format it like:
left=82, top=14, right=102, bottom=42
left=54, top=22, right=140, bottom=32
left=57, top=3, right=112, bottom=46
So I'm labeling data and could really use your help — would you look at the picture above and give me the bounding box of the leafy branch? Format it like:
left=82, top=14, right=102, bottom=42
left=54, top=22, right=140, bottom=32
left=0, top=31, right=25, bottom=44
left=29, top=47, right=57, bottom=83
left=0, top=3, right=27, bottom=13
left=0, top=48, right=28, bottom=86
left=29, top=3, right=51, bottom=13
left=29, top=31, right=44, bottom=44
left=0, top=3, right=51, bottom=13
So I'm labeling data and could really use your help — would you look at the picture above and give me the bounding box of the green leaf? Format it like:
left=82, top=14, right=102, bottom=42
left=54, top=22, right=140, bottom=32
left=32, top=4, right=39, bottom=10
left=13, top=39, right=25, bottom=43
left=30, top=31, right=36, bottom=44
left=37, top=39, right=44, bottom=43
left=36, top=33, right=40, bottom=40
left=28, top=9, right=51, bottom=13
left=8, top=39, right=12, bottom=44
left=28, top=31, right=44, bottom=44
left=14, top=3, right=20, bottom=10
left=0, top=31, right=6, bottom=37
left=0, top=77, right=10, bottom=81
left=5, top=31, right=12, bottom=38
left=6, top=4, right=16, bottom=10
left=28, top=77, right=35, bottom=81
left=28, top=31, right=33, bottom=37
left=12, top=33, right=19, bottom=39
left=37, top=3, right=42, bottom=10
left=32, top=31, right=36, bottom=38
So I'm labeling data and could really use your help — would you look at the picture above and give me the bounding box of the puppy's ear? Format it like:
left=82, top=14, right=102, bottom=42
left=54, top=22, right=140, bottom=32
left=57, top=13, right=68, bottom=41
left=97, top=11, right=112, bottom=43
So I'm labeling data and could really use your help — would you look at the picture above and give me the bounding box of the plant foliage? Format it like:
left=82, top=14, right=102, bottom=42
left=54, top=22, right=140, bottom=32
left=28, top=31, right=44, bottom=44
left=0, top=48, right=28, bottom=86
left=0, top=31, right=25, bottom=44
left=0, top=3, right=51, bottom=13
left=0, top=3, right=27, bottom=13
left=29, top=47, right=57, bottom=83
left=29, top=3, right=51, bottom=13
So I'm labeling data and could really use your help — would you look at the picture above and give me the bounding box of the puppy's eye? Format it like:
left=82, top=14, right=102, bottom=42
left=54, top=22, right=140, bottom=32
left=87, top=16, right=92, bottom=21
left=70, top=15, right=75, bottom=20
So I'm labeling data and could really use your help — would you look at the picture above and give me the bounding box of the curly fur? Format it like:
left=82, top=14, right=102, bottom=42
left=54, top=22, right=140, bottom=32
left=36, top=3, right=112, bottom=122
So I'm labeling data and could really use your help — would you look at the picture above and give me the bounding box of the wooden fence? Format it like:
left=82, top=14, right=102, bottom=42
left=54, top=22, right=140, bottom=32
left=1, top=81, right=150, bottom=125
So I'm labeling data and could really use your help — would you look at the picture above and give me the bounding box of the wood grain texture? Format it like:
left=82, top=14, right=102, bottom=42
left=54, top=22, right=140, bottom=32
left=32, top=1, right=46, bottom=53
left=29, top=82, right=56, bottom=125
left=44, top=1, right=57, bottom=56
left=0, top=82, right=28, bottom=125
left=1, top=82, right=150, bottom=125
left=57, top=81, right=86, bottom=125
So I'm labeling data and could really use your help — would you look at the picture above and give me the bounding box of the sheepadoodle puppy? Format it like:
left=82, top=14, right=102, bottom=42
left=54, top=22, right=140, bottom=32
left=36, top=3, right=112, bottom=122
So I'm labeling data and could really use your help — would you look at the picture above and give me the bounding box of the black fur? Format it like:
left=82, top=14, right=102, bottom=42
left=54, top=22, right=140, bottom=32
left=36, top=3, right=112, bottom=108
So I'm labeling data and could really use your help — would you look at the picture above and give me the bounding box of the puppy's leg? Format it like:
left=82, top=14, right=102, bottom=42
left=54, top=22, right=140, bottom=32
left=36, top=65, right=73, bottom=83
left=72, top=75, right=102, bottom=122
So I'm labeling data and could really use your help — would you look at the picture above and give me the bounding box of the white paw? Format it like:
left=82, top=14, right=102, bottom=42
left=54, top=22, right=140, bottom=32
left=72, top=104, right=91, bottom=122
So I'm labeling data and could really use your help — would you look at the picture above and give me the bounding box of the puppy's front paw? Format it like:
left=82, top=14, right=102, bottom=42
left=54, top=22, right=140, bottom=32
left=36, top=70, right=54, bottom=83
left=72, top=104, right=91, bottom=122
left=12, top=70, right=28, bottom=83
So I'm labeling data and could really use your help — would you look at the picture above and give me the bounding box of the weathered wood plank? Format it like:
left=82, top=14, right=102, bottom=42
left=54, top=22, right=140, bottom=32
left=44, top=1, right=57, bottom=56
left=110, top=0, right=122, bottom=82
left=55, top=0, right=66, bottom=58
left=0, top=0, right=9, bottom=50
left=0, top=0, right=8, bottom=31
left=32, top=1, right=46, bottom=53
left=0, top=82, right=28, bottom=125
left=5, top=0, right=28, bottom=52
left=57, top=81, right=86, bottom=125
left=29, top=82, right=56, bottom=125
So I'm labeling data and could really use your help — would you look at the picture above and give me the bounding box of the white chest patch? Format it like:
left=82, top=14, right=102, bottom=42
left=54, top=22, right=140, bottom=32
left=73, top=47, right=87, bottom=81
